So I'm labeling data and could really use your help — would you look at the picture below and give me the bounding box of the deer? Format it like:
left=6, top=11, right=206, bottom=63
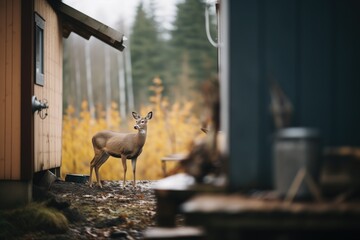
left=89, top=111, right=153, bottom=188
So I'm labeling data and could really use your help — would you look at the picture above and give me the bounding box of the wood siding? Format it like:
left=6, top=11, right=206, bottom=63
left=0, top=0, right=21, bottom=180
left=34, top=0, right=63, bottom=172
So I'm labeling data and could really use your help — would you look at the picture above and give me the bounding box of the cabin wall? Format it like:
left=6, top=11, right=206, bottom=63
left=0, top=0, right=21, bottom=180
left=225, top=0, right=360, bottom=190
left=34, top=0, right=63, bottom=172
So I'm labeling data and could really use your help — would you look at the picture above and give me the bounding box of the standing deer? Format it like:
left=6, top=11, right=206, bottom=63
left=89, top=111, right=153, bottom=188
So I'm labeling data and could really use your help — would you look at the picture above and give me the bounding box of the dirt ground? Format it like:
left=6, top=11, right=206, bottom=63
left=24, top=180, right=158, bottom=240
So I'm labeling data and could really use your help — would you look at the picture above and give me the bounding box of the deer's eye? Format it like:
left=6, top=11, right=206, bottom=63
left=141, top=120, right=145, bottom=124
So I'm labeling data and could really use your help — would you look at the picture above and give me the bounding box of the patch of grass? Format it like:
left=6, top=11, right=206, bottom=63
left=0, top=202, right=68, bottom=238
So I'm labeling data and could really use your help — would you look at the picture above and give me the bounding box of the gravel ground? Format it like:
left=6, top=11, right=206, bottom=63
left=20, top=180, right=158, bottom=240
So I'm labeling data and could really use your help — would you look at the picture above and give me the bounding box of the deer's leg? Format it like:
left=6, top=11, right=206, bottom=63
left=95, top=152, right=109, bottom=188
left=131, top=158, right=137, bottom=188
left=89, top=153, right=101, bottom=187
left=89, top=165, right=94, bottom=187
left=121, top=155, right=127, bottom=187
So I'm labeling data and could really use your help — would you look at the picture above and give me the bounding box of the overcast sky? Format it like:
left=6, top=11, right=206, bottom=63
left=63, top=0, right=179, bottom=33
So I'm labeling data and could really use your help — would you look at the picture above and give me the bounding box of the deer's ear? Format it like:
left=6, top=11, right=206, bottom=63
left=132, top=112, right=141, bottom=120
left=146, top=111, right=153, bottom=120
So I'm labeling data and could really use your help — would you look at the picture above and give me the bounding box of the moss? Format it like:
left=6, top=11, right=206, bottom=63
left=0, top=216, right=16, bottom=239
left=0, top=202, right=68, bottom=238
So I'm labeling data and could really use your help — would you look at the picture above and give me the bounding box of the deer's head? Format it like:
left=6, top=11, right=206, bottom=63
left=132, top=111, right=153, bottom=133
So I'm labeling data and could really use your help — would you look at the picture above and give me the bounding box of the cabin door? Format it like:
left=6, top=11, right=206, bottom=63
left=33, top=3, right=63, bottom=173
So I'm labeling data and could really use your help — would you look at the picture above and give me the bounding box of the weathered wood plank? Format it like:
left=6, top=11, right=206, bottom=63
left=183, top=194, right=360, bottom=231
left=20, top=0, right=34, bottom=180
left=0, top=0, right=6, bottom=179
left=144, top=227, right=205, bottom=240
left=5, top=0, right=13, bottom=179
left=11, top=0, right=21, bottom=180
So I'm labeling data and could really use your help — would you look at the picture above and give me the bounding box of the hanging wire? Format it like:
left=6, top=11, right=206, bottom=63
left=205, top=1, right=218, bottom=48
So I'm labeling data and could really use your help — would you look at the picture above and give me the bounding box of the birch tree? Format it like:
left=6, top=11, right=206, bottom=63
left=104, top=46, right=111, bottom=126
left=117, top=53, right=126, bottom=120
left=85, top=42, right=95, bottom=119
left=124, top=47, right=134, bottom=112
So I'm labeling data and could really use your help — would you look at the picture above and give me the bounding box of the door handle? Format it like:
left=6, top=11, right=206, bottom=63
left=32, top=95, right=48, bottom=119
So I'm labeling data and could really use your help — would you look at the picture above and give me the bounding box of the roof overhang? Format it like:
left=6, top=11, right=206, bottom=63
left=49, top=0, right=126, bottom=51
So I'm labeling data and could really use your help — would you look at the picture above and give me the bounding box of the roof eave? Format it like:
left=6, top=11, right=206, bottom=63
left=49, top=0, right=126, bottom=52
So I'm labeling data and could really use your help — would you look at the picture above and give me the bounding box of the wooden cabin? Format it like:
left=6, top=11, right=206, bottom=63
left=0, top=0, right=125, bottom=208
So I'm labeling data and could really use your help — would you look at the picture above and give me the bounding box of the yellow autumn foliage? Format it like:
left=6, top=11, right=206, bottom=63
left=61, top=78, right=203, bottom=180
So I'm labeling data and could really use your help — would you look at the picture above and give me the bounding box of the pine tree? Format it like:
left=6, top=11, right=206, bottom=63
left=169, top=0, right=218, bottom=101
left=130, top=2, right=165, bottom=108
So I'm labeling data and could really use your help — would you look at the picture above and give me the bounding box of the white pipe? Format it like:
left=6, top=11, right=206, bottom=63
left=205, top=3, right=218, bottom=48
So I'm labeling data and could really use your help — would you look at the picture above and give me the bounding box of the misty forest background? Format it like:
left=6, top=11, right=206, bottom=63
left=61, top=0, right=219, bottom=180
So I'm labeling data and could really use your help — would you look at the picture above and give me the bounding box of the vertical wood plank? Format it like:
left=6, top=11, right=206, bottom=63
left=258, top=0, right=298, bottom=186
left=228, top=0, right=261, bottom=190
left=5, top=0, right=13, bottom=179
left=20, top=0, right=34, bottom=180
left=0, top=0, right=6, bottom=179
left=11, top=0, right=21, bottom=180
left=299, top=0, right=334, bottom=145
left=56, top=22, right=63, bottom=168
left=34, top=85, right=41, bottom=171
left=335, top=0, right=360, bottom=146
left=34, top=0, right=40, bottom=172
left=46, top=4, right=50, bottom=171
left=35, top=0, right=43, bottom=172
left=42, top=0, right=46, bottom=171
left=56, top=4, right=63, bottom=169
